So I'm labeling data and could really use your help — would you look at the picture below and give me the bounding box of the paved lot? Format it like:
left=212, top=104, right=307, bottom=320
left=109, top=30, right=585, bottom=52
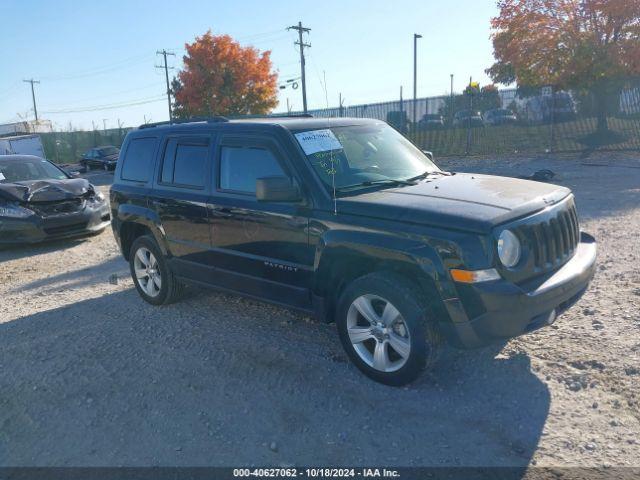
left=0, top=155, right=639, bottom=467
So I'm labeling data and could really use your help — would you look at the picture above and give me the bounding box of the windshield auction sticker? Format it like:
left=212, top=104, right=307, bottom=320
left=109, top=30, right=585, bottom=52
left=294, top=129, right=343, bottom=156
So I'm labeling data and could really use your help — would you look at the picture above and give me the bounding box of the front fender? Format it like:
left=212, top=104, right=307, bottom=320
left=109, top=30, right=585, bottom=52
left=313, top=228, right=459, bottom=306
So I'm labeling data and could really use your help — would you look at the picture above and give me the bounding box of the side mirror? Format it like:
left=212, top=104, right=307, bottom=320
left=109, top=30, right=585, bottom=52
left=256, top=176, right=302, bottom=202
left=422, top=150, right=434, bottom=161
left=68, top=170, right=81, bottom=178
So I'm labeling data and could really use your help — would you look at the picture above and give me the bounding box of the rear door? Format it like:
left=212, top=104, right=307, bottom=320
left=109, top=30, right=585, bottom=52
left=207, top=134, right=313, bottom=310
left=150, top=133, right=214, bottom=281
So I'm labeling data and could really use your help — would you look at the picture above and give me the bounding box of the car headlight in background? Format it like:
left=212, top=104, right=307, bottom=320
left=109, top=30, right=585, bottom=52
left=95, top=190, right=105, bottom=202
left=497, top=229, right=521, bottom=268
left=0, top=203, right=34, bottom=219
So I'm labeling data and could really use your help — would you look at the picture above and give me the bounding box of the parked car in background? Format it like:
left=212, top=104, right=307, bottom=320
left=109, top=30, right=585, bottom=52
left=418, top=114, right=445, bottom=129
left=111, top=116, right=596, bottom=386
left=525, top=92, right=577, bottom=123
left=386, top=111, right=409, bottom=134
left=81, top=146, right=120, bottom=171
left=0, top=134, right=45, bottom=157
left=453, top=110, right=484, bottom=127
left=0, top=155, right=110, bottom=244
left=483, top=108, right=518, bottom=126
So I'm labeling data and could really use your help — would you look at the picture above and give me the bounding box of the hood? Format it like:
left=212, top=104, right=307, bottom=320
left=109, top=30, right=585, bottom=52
left=0, top=178, right=92, bottom=203
left=103, top=154, right=119, bottom=162
left=336, top=173, right=571, bottom=233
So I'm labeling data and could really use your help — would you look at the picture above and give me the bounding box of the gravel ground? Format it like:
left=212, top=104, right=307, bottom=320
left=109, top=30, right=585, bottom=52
left=0, top=153, right=638, bottom=467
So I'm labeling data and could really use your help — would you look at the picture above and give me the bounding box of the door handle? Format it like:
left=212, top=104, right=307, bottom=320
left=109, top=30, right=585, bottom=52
left=151, top=199, right=169, bottom=207
left=212, top=207, right=234, bottom=219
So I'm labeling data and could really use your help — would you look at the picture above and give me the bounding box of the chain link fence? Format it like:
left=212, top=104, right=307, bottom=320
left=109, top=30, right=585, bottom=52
left=38, top=78, right=640, bottom=162
left=40, top=127, right=132, bottom=164
left=296, top=79, right=640, bottom=157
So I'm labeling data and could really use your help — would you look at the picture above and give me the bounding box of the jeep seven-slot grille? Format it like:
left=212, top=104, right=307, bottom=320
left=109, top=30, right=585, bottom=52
left=521, top=203, right=580, bottom=270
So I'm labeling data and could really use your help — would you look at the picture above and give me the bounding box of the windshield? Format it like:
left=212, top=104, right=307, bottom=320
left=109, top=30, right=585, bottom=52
left=294, top=123, right=438, bottom=191
left=0, top=158, right=68, bottom=183
left=98, top=146, right=119, bottom=156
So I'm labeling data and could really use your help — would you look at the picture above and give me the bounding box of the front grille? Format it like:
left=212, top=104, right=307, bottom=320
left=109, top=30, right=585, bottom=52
left=32, top=199, right=85, bottom=217
left=498, top=196, right=582, bottom=285
left=525, top=202, right=580, bottom=269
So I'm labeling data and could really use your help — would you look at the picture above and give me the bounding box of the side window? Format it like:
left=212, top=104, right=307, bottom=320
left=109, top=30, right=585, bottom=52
left=219, top=145, right=286, bottom=194
left=121, top=137, right=157, bottom=182
left=160, top=137, right=209, bottom=188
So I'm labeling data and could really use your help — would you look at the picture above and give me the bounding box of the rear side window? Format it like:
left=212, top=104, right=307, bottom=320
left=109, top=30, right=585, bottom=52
left=220, top=146, right=285, bottom=194
left=121, top=137, right=157, bottom=182
left=160, top=137, right=209, bottom=188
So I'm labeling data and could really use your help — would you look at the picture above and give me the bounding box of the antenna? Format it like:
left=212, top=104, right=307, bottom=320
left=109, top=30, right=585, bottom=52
left=323, top=73, right=338, bottom=216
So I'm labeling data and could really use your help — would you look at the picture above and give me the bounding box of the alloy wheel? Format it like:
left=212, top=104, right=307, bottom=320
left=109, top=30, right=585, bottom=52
left=133, top=247, right=162, bottom=298
left=346, top=294, right=411, bottom=372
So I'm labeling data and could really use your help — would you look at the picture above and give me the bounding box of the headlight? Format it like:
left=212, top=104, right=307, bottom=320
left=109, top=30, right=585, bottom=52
left=497, top=229, right=521, bottom=268
left=95, top=191, right=105, bottom=202
left=0, top=203, right=34, bottom=219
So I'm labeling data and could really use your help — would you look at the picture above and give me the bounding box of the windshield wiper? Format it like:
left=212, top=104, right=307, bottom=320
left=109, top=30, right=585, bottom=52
left=406, top=170, right=452, bottom=182
left=336, top=178, right=416, bottom=192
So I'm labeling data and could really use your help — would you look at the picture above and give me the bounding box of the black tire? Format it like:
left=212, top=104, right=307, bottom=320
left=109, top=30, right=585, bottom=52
left=336, top=272, right=442, bottom=386
left=129, top=235, right=184, bottom=305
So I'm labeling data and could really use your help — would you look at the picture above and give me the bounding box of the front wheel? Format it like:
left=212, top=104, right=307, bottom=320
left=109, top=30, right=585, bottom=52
left=336, top=273, right=442, bottom=386
left=129, top=235, right=184, bottom=305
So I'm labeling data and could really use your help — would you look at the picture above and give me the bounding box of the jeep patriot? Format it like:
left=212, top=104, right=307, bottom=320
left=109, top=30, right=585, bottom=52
left=110, top=116, right=596, bottom=385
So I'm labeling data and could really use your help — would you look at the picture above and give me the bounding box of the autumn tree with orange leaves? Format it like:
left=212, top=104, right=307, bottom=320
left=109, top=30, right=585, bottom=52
left=172, top=31, right=278, bottom=118
left=487, top=0, right=640, bottom=131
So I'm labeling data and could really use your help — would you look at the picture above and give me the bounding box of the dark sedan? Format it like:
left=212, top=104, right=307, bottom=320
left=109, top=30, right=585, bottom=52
left=483, top=108, right=518, bottom=126
left=453, top=110, right=484, bottom=127
left=418, top=113, right=445, bottom=129
left=81, top=145, right=120, bottom=171
left=0, top=155, right=110, bottom=245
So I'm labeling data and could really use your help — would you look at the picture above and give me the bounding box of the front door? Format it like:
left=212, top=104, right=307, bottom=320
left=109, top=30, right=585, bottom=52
left=207, top=135, right=313, bottom=310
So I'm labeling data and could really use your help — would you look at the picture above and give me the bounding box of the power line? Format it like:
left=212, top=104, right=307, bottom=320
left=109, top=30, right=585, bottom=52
left=287, top=21, right=311, bottom=114
left=41, top=94, right=166, bottom=114
left=51, top=81, right=166, bottom=106
left=23, top=79, right=40, bottom=122
left=40, top=52, right=156, bottom=81
left=156, top=49, right=176, bottom=121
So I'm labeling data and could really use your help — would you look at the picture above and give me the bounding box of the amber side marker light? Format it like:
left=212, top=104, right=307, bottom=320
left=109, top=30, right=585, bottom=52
left=450, top=268, right=501, bottom=283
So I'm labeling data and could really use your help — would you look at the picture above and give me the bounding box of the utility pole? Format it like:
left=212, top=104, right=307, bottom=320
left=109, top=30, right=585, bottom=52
left=117, top=118, right=124, bottom=143
left=23, top=79, right=41, bottom=122
left=287, top=22, right=311, bottom=114
left=450, top=74, right=454, bottom=122
left=102, top=119, right=108, bottom=132
left=413, top=33, right=422, bottom=130
left=156, top=49, right=176, bottom=122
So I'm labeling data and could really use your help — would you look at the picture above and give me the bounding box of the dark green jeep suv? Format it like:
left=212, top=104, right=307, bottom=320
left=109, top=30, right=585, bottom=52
left=110, top=116, right=596, bottom=385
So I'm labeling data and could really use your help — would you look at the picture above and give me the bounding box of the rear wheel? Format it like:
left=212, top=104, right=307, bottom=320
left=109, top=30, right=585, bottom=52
left=129, top=235, right=184, bottom=305
left=336, top=273, right=442, bottom=386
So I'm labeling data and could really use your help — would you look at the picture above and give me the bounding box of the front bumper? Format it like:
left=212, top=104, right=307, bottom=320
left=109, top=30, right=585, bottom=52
left=442, top=232, right=597, bottom=348
left=0, top=201, right=111, bottom=245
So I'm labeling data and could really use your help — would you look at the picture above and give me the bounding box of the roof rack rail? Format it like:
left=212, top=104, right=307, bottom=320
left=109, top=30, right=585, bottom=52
left=138, top=116, right=229, bottom=129
left=226, top=113, right=314, bottom=119
left=270, top=113, right=314, bottom=118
